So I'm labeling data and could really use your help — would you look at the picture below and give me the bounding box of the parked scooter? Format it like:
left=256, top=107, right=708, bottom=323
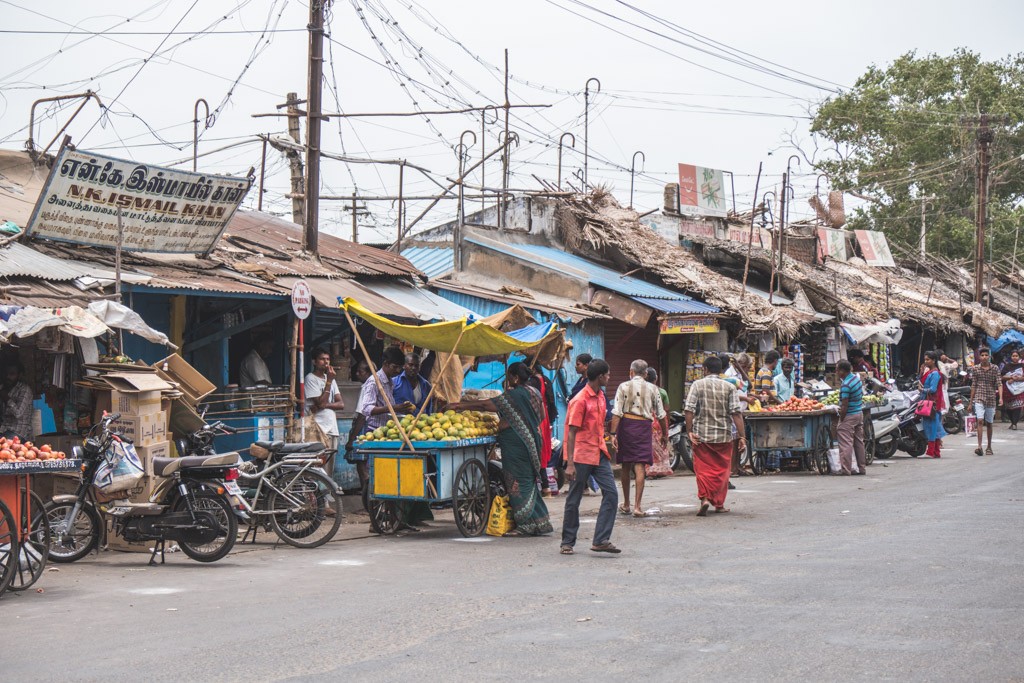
left=894, top=392, right=928, bottom=457
left=667, top=411, right=693, bottom=472
left=44, top=413, right=240, bottom=565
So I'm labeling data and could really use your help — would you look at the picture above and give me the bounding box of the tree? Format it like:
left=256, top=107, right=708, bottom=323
left=808, top=50, right=1024, bottom=266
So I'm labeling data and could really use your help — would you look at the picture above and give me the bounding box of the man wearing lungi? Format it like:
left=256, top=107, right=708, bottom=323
left=610, top=359, right=667, bottom=517
left=684, top=356, right=746, bottom=516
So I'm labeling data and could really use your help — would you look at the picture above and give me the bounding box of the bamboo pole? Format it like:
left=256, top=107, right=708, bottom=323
left=287, top=316, right=298, bottom=436
left=413, top=324, right=469, bottom=423
left=341, top=306, right=416, bottom=452
left=740, top=162, right=764, bottom=302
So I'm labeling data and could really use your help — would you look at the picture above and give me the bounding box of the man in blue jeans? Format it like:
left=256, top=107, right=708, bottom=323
left=560, top=359, right=621, bottom=555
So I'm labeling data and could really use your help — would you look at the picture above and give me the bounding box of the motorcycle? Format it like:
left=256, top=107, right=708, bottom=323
left=894, top=393, right=928, bottom=457
left=44, top=413, right=240, bottom=565
left=667, top=411, right=693, bottom=472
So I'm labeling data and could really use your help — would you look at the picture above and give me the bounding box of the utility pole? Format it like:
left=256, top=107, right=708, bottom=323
left=285, top=92, right=305, bottom=227
left=303, top=0, right=329, bottom=255
left=919, top=194, right=937, bottom=259
left=501, top=49, right=510, bottom=228
left=962, top=113, right=1009, bottom=303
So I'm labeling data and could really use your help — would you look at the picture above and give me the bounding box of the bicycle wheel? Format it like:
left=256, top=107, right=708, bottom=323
left=268, top=470, right=343, bottom=548
left=9, top=491, right=49, bottom=592
left=0, top=498, right=17, bottom=597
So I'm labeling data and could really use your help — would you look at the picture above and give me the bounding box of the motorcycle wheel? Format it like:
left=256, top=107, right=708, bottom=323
left=44, top=500, right=101, bottom=564
left=905, top=429, right=927, bottom=458
left=874, top=437, right=898, bottom=460
left=678, top=436, right=694, bottom=473
left=173, top=491, right=238, bottom=563
left=863, top=419, right=875, bottom=466
left=268, top=470, right=343, bottom=549
left=668, top=438, right=682, bottom=471
left=943, top=412, right=963, bottom=435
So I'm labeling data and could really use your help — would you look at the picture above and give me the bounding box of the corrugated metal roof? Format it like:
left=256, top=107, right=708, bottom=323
left=138, top=265, right=287, bottom=297
left=220, top=211, right=422, bottom=279
left=631, top=296, right=720, bottom=315
left=465, top=236, right=719, bottom=312
left=277, top=276, right=414, bottom=320
left=0, top=243, right=101, bottom=281
left=435, top=279, right=611, bottom=323
left=369, top=280, right=478, bottom=321
left=0, top=278, right=103, bottom=308
left=400, top=246, right=454, bottom=280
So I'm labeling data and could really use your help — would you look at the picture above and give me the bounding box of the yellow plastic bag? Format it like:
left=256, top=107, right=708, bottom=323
left=485, top=494, right=514, bottom=537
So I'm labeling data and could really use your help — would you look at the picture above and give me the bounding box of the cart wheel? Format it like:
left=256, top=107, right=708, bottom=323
left=453, top=459, right=489, bottom=537
left=8, top=491, right=49, bottom=592
left=750, top=450, right=765, bottom=475
left=814, top=424, right=832, bottom=475
left=368, top=499, right=399, bottom=535
left=863, top=419, right=875, bottom=466
left=0, top=498, right=17, bottom=597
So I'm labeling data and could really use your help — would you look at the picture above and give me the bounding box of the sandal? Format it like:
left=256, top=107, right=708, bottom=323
left=975, top=448, right=984, bottom=457
left=560, top=545, right=574, bottom=555
left=618, top=504, right=632, bottom=515
left=714, top=507, right=730, bottom=514
left=697, top=499, right=710, bottom=517
left=632, top=509, right=646, bottom=518
left=590, top=542, right=621, bottom=554
left=986, top=447, right=994, bottom=456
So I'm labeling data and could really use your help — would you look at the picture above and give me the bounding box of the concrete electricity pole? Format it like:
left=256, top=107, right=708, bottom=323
left=919, top=194, right=937, bottom=258
left=962, top=113, right=1009, bottom=302
left=303, top=0, right=329, bottom=255
left=285, top=92, right=305, bottom=227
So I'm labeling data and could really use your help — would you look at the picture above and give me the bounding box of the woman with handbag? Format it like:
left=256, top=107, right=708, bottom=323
left=919, top=350, right=947, bottom=458
left=1000, top=349, right=1024, bottom=430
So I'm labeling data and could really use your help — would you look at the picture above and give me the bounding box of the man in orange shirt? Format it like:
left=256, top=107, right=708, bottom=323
left=560, top=359, right=621, bottom=555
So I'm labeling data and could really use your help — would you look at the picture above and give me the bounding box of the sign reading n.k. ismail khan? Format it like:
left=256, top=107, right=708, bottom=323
left=26, top=147, right=251, bottom=254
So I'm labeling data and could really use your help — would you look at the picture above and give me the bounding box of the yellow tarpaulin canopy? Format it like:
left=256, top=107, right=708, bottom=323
left=342, top=297, right=559, bottom=356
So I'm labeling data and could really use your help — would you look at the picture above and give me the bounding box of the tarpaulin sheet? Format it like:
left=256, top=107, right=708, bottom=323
left=987, top=329, right=1024, bottom=353
left=841, top=319, right=903, bottom=345
left=342, top=297, right=557, bottom=356
left=88, top=300, right=177, bottom=348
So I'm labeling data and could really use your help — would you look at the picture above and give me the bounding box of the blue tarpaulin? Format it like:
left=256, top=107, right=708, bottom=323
left=987, top=329, right=1024, bottom=353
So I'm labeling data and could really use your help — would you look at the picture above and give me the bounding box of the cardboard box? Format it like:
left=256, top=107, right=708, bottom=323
left=135, top=441, right=172, bottom=477
left=102, top=373, right=172, bottom=416
left=111, top=411, right=168, bottom=447
left=35, top=433, right=85, bottom=459
left=155, top=354, right=215, bottom=406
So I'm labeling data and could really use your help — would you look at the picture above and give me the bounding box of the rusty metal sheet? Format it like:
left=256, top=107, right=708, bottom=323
left=591, top=290, right=653, bottom=328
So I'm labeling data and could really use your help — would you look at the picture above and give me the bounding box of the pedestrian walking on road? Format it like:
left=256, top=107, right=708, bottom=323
left=999, top=349, right=1024, bottom=430
left=969, top=347, right=1001, bottom=456
left=835, top=360, right=866, bottom=474
left=645, top=367, right=674, bottom=479
left=684, top=356, right=745, bottom=516
left=610, top=359, right=668, bottom=517
left=568, top=353, right=593, bottom=402
left=920, top=350, right=947, bottom=459
left=560, top=359, right=620, bottom=555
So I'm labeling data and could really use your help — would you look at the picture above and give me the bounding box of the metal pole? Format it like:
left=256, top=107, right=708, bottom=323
left=303, top=1, right=329, bottom=254
left=740, top=162, right=764, bottom=302
left=397, top=160, right=405, bottom=253
left=557, top=132, right=575, bottom=191
left=192, top=98, right=210, bottom=172
left=115, top=208, right=123, bottom=300
left=722, top=170, right=737, bottom=215
left=583, top=77, right=601, bottom=188
left=975, top=114, right=994, bottom=303
left=501, top=49, right=510, bottom=228
left=258, top=137, right=267, bottom=211
left=771, top=174, right=786, bottom=303
left=629, top=150, right=645, bottom=209
left=351, top=192, right=357, bottom=243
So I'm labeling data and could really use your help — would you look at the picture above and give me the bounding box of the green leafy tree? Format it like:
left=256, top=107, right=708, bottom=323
left=808, top=50, right=1024, bottom=265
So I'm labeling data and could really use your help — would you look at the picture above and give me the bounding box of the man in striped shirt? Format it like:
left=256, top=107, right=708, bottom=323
left=836, top=360, right=866, bottom=475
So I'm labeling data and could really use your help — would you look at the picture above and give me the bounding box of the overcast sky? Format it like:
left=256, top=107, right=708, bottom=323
left=1, top=0, right=1021, bottom=243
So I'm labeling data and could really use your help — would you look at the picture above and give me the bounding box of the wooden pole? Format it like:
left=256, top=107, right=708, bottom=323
left=740, top=162, right=763, bottom=302
left=341, top=306, right=416, bottom=452
left=412, top=325, right=470, bottom=422
left=288, top=316, right=298, bottom=436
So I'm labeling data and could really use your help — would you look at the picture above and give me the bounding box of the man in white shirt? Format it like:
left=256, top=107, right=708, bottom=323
left=305, top=347, right=344, bottom=453
left=609, top=359, right=667, bottom=517
left=239, top=337, right=273, bottom=387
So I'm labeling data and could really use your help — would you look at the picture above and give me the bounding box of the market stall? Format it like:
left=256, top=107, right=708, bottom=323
left=745, top=397, right=836, bottom=475
left=342, top=298, right=560, bottom=537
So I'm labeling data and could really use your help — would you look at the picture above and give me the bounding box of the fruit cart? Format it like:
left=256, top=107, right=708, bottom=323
left=0, top=457, right=81, bottom=595
left=745, top=408, right=837, bottom=475
left=340, top=297, right=561, bottom=537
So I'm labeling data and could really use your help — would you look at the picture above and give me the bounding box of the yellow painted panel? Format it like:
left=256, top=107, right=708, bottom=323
left=374, top=457, right=399, bottom=496
left=399, top=458, right=425, bottom=498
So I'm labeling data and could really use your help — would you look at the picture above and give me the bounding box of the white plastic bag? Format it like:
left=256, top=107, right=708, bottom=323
left=828, top=447, right=841, bottom=473
left=94, top=441, right=145, bottom=494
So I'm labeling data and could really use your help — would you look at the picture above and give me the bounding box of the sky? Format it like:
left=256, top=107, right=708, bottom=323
left=1, top=0, right=1022, bottom=244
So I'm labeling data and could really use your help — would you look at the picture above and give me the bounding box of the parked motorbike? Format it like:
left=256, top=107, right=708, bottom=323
left=667, top=411, right=693, bottom=472
left=44, top=413, right=240, bottom=565
left=894, top=394, right=928, bottom=458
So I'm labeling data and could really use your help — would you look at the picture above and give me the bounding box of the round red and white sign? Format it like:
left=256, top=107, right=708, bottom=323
left=291, top=279, right=312, bottom=320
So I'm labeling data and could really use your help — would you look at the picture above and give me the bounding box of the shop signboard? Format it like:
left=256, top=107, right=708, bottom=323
left=26, top=146, right=251, bottom=254
left=639, top=216, right=680, bottom=246
left=678, top=164, right=728, bottom=218
left=659, top=315, right=720, bottom=335
left=854, top=230, right=896, bottom=267
left=818, top=227, right=848, bottom=261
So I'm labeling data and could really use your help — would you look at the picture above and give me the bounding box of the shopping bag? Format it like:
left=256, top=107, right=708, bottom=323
left=827, top=447, right=841, bottom=474
left=485, top=494, right=514, bottom=537
left=915, top=400, right=935, bottom=418
left=93, top=441, right=145, bottom=494
left=965, top=415, right=977, bottom=438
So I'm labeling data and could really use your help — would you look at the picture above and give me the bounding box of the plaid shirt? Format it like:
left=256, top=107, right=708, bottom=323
left=684, top=376, right=742, bottom=444
left=971, top=363, right=1001, bottom=408
left=357, top=369, right=397, bottom=431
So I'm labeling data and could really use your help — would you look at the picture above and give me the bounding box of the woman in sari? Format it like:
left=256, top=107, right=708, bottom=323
left=1000, top=349, right=1024, bottom=430
left=645, top=368, right=674, bottom=478
left=449, top=362, right=553, bottom=536
left=920, top=350, right=947, bottom=458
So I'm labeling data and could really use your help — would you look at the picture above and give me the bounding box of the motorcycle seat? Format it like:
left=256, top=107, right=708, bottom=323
left=152, top=453, right=239, bottom=477
left=277, top=442, right=325, bottom=454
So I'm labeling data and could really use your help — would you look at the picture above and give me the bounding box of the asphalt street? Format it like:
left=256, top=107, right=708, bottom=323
left=3, top=427, right=1022, bottom=682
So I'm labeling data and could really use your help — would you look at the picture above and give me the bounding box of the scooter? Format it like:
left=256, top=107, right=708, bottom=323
left=871, top=403, right=902, bottom=459
left=894, top=394, right=928, bottom=457
left=667, top=411, right=693, bottom=472
left=943, top=396, right=966, bottom=435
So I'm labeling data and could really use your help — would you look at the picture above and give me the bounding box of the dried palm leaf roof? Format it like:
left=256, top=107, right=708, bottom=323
left=554, top=189, right=811, bottom=339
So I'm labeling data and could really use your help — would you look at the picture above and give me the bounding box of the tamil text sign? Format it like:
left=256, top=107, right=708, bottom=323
left=854, top=230, right=896, bottom=268
left=817, top=228, right=848, bottom=262
left=678, top=164, right=728, bottom=218
left=26, top=147, right=251, bottom=254
left=659, top=315, right=720, bottom=335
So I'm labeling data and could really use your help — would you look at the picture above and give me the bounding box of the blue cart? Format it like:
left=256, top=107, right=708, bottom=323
left=357, top=437, right=496, bottom=536
left=744, top=409, right=837, bottom=475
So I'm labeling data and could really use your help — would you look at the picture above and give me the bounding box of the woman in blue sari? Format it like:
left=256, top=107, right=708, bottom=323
left=450, top=362, right=553, bottom=536
left=920, top=350, right=947, bottom=458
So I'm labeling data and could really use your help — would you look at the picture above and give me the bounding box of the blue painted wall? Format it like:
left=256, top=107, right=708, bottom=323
left=433, top=289, right=604, bottom=438
left=121, top=292, right=172, bottom=364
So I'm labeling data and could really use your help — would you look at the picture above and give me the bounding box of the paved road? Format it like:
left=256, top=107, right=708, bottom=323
left=4, top=428, right=1023, bottom=682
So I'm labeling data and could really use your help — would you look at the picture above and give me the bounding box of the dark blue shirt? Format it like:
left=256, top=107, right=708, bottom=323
left=392, top=373, right=433, bottom=414
left=840, top=373, right=863, bottom=413
left=569, top=375, right=588, bottom=401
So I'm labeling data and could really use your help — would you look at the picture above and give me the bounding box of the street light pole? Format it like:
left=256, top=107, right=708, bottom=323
left=583, top=77, right=601, bottom=188
left=557, top=132, right=575, bottom=191
left=629, top=150, right=645, bottom=209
